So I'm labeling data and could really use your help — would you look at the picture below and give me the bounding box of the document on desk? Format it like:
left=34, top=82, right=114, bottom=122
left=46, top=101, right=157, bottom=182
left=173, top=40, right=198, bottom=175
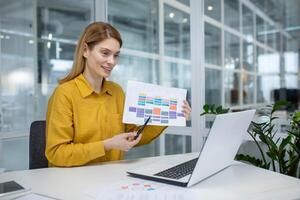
left=123, top=81, right=187, bottom=126
left=13, top=192, right=60, bottom=200
left=84, top=180, right=197, bottom=200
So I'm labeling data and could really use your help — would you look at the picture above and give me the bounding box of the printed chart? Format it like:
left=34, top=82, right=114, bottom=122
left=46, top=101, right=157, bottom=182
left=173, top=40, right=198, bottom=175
left=129, top=94, right=184, bottom=125
left=123, top=81, right=187, bottom=126
left=119, top=182, right=158, bottom=191
left=84, top=180, right=197, bottom=200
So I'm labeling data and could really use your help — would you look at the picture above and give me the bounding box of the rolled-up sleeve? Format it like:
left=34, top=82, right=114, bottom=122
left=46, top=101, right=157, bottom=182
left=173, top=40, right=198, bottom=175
left=125, top=124, right=167, bottom=146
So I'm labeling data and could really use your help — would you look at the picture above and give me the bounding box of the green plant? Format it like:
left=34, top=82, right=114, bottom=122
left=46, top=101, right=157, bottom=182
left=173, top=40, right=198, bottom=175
left=289, top=111, right=300, bottom=155
left=201, top=101, right=300, bottom=178
left=200, top=104, right=230, bottom=116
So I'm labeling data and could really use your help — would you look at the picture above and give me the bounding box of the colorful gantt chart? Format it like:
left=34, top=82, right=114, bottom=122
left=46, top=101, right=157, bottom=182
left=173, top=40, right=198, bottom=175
left=123, top=81, right=187, bottom=126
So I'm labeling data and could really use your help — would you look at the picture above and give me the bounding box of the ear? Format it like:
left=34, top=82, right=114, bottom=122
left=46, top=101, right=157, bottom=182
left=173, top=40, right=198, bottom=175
left=83, top=43, right=89, bottom=58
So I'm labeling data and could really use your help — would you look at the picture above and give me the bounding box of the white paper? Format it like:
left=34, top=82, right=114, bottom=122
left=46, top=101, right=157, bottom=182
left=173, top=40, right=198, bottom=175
left=123, top=81, right=187, bottom=126
left=84, top=180, right=197, bottom=200
left=13, top=193, right=58, bottom=200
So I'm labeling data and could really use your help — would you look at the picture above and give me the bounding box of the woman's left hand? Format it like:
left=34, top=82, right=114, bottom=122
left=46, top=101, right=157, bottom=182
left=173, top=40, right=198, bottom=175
left=181, top=100, right=192, bottom=120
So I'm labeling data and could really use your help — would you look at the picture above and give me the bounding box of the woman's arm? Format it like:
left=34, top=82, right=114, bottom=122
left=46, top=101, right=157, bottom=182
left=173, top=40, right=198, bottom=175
left=125, top=124, right=167, bottom=146
left=124, top=100, right=191, bottom=146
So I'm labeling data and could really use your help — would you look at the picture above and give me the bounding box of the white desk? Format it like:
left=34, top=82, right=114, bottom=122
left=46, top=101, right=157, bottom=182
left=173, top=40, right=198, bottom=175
left=0, top=153, right=300, bottom=200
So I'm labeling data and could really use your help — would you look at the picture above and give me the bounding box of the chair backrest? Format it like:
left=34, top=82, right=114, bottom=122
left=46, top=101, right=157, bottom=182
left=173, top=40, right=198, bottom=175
left=29, top=120, right=48, bottom=169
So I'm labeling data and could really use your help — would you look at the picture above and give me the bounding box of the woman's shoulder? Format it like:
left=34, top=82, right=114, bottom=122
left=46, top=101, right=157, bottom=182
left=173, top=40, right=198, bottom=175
left=105, top=80, right=124, bottom=94
left=53, top=79, right=77, bottom=96
left=47, top=81, right=76, bottom=106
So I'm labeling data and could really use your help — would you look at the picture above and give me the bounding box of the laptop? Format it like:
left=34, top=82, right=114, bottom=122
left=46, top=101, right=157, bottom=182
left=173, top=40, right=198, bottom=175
left=127, top=109, right=256, bottom=187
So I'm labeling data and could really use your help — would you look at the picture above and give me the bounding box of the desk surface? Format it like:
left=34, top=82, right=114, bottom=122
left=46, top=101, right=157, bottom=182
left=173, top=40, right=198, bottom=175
left=0, top=153, right=300, bottom=200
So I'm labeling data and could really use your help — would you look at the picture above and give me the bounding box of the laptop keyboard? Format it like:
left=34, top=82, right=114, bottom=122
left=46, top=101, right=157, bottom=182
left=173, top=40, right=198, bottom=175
left=154, top=158, right=198, bottom=180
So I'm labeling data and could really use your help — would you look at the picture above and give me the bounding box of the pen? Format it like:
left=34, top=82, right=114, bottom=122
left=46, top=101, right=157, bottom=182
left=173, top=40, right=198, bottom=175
left=134, top=116, right=151, bottom=140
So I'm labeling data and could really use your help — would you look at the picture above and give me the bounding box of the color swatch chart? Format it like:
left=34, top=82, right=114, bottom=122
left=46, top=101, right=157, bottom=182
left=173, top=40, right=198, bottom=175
left=123, top=81, right=187, bottom=126
left=128, top=93, right=184, bottom=125
left=120, top=182, right=157, bottom=191
left=84, top=180, right=196, bottom=200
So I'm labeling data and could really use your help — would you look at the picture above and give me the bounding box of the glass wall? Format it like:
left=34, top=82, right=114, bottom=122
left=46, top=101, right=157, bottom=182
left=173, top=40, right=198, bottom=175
left=108, top=0, right=192, bottom=158
left=242, top=5, right=254, bottom=40
left=0, top=0, right=94, bottom=171
left=204, top=0, right=221, bottom=22
left=205, top=23, right=221, bottom=66
left=0, top=0, right=299, bottom=171
left=0, top=0, right=35, bottom=137
left=0, top=0, right=35, bottom=170
left=36, top=0, right=93, bottom=118
left=203, top=0, right=295, bottom=108
left=164, top=4, right=190, bottom=59
left=243, top=40, right=254, bottom=72
left=205, top=68, right=221, bottom=105
left=224, top=32, right=240, bottom=70
left=284, top=38, right=299, bottom=89
left=224, top=0, right=239, bottom=31
left=0, top=0, right=193, bottom=171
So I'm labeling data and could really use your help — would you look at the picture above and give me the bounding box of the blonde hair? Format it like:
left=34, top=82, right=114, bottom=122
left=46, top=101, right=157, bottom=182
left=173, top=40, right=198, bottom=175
left=59, top=22, right=122, bottom=84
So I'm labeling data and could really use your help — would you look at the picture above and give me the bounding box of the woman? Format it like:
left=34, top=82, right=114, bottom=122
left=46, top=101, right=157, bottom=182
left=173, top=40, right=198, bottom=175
left=45, top=22, right=191, bottom=167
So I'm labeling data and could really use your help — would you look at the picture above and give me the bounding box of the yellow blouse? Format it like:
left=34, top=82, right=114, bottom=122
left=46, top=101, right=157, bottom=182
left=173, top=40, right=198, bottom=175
left=45, top=74, right=166, bottom=167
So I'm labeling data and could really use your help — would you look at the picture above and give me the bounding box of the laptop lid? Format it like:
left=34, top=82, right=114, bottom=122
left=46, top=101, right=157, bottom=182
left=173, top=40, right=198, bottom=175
left=127, top=110, right=255, bottom=187
left=187, top=109, right=255, bottom=187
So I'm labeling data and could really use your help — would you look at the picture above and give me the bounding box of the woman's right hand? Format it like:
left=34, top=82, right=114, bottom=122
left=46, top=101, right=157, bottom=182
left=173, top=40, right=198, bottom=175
left=103, top=132, right=142, bottom=151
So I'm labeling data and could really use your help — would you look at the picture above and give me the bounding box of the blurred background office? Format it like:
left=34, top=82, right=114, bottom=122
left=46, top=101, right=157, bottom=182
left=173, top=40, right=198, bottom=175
left=0, top=0, right=299, bottom=171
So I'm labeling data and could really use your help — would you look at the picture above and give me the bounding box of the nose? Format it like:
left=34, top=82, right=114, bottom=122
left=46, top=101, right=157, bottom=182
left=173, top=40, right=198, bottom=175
left=107, top=55, right=116, bottom=65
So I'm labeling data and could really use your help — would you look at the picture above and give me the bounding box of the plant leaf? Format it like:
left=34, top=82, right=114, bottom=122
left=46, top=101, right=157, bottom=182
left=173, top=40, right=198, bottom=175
left=267, top=151, right=277, bottom=160
left=272, top=100, right=289, bottom=114
left=210, top=104, right=215, bottom=113
left=216, top=106, right=222, bottom=114
left=200, top=112, right=207, bottom=116
left=203, top=104, right=209, bottom=113
left=279, top=135, right=291, bottom=152
left=235, top=154, right=268, bottom=168
left=221, top=108, right=230, bottom=114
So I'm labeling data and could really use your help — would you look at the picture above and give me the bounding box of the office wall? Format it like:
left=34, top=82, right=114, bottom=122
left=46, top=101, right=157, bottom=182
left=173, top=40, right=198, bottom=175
left=0, top=0, right=94, bottom=170
left=0, top=0, right=193, bottom=170
left=0, top=0, right=298, bottom=171
left=107, top=0, right=193, bottom=158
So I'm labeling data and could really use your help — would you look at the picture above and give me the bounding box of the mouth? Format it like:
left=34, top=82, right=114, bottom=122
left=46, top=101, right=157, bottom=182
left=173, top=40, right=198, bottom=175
left=101, top=66, right=112, bottom=74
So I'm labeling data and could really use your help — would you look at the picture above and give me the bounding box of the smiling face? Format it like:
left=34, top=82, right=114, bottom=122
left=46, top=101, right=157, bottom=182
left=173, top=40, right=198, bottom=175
left=83, top=38, right=121, bottom=79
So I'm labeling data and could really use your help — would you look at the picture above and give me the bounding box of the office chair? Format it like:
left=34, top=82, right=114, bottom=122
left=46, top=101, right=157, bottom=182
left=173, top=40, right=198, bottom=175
left=29, top=120, right=48, bottom=169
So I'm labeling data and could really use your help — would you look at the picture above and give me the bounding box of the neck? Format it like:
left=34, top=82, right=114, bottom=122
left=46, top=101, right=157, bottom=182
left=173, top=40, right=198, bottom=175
left=83, top=70, right=103, bottom=94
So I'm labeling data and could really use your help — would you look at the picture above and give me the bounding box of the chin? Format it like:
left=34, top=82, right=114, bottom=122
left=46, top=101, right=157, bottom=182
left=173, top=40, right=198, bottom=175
left=97, top=70, right=110, bottom=78
left=101, top=73, right=111, bottom=78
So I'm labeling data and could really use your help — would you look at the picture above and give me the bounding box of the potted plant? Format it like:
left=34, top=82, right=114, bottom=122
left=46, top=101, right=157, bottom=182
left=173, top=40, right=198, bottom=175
left=201, top=101, right=300, bottom=178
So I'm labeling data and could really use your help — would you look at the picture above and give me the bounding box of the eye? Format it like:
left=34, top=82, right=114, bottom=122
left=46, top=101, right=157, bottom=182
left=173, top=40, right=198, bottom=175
left=114, top=54, right=120, bottom=58
left=101, top=51, right=110, bottom=57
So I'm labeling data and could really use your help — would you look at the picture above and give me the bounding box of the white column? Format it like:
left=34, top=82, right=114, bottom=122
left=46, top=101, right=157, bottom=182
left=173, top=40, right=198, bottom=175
left=190, top=0, right=205, bottom=152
